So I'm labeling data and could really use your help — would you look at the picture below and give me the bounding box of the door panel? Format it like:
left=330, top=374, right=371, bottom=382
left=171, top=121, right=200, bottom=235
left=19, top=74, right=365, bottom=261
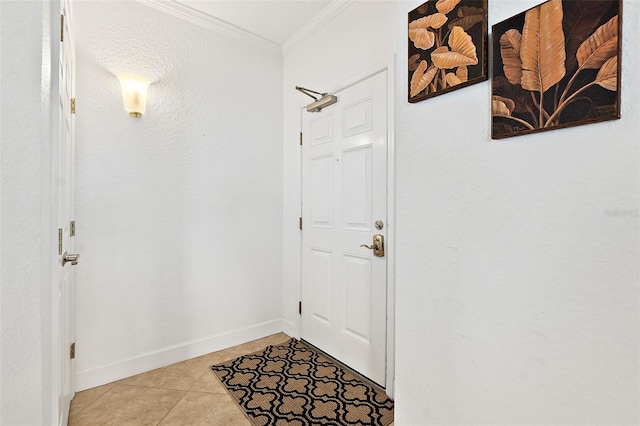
left=343, top=97, right=373, bottom=137
left=343, top=254, right=372, bottom=344
left=301, top=70, right=388, bottom=386
left=310, top=155, right=333, bottom=228
left=310, top=115, right=334, bottom=145
left=311, top=249, right=332, bottom=325
left=343, top=146, right=372, bottom=230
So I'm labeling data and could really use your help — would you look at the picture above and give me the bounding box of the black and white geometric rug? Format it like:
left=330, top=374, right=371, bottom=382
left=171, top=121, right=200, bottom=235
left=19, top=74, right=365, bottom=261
left=211, top=338, right=394, bottom=425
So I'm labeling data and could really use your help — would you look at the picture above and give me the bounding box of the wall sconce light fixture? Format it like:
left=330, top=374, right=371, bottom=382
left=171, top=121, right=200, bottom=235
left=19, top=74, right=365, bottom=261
left=117, top=73, right=150, bottom=117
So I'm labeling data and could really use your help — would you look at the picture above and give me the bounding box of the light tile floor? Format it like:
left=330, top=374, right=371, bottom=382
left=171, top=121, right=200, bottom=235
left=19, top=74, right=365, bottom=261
left=69, top=333, right=395, bottom=426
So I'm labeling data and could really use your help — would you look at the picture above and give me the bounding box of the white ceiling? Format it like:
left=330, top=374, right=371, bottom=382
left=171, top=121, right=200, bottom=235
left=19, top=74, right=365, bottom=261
left=172, top=0, right=333, bottom=45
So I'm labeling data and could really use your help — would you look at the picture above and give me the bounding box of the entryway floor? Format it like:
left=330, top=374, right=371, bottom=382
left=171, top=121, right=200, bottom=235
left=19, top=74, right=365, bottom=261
left=69, top=332, right=395, bottom=425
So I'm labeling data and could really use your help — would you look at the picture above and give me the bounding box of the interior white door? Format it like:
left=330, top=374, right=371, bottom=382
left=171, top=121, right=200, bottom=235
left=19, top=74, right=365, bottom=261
left=57, top=4, right=76, bottom=425
left=301, top=70, right=388, bottom=386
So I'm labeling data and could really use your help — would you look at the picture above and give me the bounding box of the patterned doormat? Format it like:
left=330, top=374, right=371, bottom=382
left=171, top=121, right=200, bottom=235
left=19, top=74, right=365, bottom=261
left=210, top=339, right=394, bottom=426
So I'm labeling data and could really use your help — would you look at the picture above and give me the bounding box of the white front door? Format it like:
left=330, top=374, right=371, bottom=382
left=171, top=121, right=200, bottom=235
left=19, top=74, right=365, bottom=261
left=57, top=4, right=76, bottom=424
left=301, top=70, right=388, bottom=386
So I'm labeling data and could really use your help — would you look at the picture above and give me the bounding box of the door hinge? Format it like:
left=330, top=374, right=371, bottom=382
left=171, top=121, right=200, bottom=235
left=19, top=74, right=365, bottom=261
left=298, top=301, right=302, bottom=315
left=71, top=98, right=76, bottom=114
left=70, top=221, right=76, bottom=236
left=299, top=132, right=303, bottom=146
left=70, top=342, right=75, bottom=359
left=58, top=228, right=63, bottom=255
left=299, top=217, right=302, bottom=230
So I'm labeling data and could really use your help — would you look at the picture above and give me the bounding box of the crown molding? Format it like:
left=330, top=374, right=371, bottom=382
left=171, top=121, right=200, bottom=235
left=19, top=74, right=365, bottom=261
left=282, top=0, right=355, bottom=56
left=136, top=0, right=283, bottom=56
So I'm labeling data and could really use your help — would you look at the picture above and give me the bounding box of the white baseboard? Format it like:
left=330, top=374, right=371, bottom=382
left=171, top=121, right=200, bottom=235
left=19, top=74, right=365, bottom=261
left=75, top=319, right=282, bottom=391
left=281, top=317, right=300, bottom=340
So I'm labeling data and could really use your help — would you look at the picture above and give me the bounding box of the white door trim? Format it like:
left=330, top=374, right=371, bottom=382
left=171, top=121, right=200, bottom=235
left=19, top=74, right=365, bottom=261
left=51, top=1, right=76, bottom=423
left=298, top=57, right=396, bottom=398
left=44, top=1, right=63, bottom=424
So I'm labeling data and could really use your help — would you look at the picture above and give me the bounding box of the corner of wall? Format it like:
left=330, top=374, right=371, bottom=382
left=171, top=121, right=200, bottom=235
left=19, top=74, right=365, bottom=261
left=281, top=317, right=300, bottom=340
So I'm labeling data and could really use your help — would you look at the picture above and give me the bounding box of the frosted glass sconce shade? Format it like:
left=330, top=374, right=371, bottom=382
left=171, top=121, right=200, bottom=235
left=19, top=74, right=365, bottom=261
left=117, top=73, right=150, bottom=117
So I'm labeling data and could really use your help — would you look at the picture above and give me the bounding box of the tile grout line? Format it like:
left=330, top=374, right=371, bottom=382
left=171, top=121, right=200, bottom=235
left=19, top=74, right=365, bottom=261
left=155, top=390, right=188, bottom=426
left=118, top=382, right=194, bottom=392
left=208, top=370, right=258, bottom=426
left=69, top=386, right=116, bottom=418
left=186, top=370, right=229, bottom=395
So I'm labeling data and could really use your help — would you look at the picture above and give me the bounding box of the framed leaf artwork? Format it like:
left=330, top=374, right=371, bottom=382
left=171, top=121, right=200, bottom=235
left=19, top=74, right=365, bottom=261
left=408, top=0, right=488, bottom=103
left=492, top=0, right=622, bottom=139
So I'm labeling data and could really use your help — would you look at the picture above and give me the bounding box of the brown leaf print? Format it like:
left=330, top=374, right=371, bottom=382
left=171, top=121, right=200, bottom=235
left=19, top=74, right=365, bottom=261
left=408, top=0, right=487, bottom=102
left=431, top=26, right=478, bottom=69
left=409, top=12, right=448, bottom=30
left=436, top=0, right=462, bottom=14
left=520, top=0, right=566, bottom=92
left=409, top=53, right=422, bottom=71
left=576, top=15, right=618, bottom=69
left=410, top=60, right=437, bottom=97
left=562, top=0, right=613, bottom=72
left=458, top=5, right=482, bottom=17
left=448, top=7, right=484, bottom=31
left=409, top=13, right=448, bottom=49
left=492, top=96, right=514, bottom=116
left=492, top=0, right=621, bottom=138
left=448, top=13, right=483, bottom=31
left=595, top=55, right=618, bottom=90
left=446, top=72, right=461, bottom=86
left=499, top=29, right=522, bottom=85
left=457, top=65, right=468, bottom=82
left=409, top=27, right=436, bottom=49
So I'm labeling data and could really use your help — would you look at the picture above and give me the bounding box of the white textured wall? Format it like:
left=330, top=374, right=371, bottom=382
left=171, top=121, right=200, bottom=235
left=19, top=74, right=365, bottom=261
left=394, top=0, right=639, bottom=424
left=73, top=1, right=283, bottom=389
left=282, top=0, right=397, bottom=337
left=0, top=1, right=56, bottom=424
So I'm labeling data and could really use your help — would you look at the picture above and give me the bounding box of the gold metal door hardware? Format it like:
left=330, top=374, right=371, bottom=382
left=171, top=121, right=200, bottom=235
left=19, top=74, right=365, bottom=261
left=360, top=234, right=384, bottom=257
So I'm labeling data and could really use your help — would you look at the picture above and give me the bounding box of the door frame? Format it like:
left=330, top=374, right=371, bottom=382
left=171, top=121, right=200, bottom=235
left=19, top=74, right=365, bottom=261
left=48, top=0, right=76, bottom=423
left=298, top=58, right=396, bottom=397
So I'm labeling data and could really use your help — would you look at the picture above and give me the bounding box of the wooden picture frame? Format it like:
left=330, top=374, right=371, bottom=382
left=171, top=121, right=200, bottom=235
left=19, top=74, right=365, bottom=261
left=491, top=0, right=622, bottom=139
left=408, top=0, right=488, bottom=103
